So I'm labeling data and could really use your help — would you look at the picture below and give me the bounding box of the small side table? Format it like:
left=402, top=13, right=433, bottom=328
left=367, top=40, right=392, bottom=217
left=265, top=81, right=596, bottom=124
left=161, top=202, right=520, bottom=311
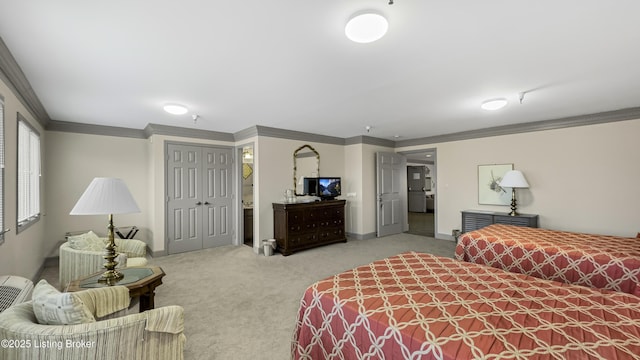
left=461, top=210, right=539, bottom=233
left=66, top=266, right=165, bottom=312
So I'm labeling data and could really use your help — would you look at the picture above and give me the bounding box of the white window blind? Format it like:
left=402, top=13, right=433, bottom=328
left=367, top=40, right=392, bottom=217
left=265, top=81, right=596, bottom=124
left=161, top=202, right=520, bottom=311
left=17, top=117, right=40, bottom=229
left=0, top=98, right=4, bottom=243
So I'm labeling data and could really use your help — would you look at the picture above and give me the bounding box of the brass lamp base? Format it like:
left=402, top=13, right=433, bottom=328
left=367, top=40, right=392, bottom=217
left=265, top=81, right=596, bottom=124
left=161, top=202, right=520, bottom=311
left=98, top=214, right=123, bottom=285
left=508, top=188, right=519, bottom=216
left=99, top=269, right=124, bottom=285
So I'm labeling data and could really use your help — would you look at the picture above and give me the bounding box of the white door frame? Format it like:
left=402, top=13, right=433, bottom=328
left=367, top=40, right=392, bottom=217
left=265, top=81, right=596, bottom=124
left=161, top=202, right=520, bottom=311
left=398, top=148, right=438, bottom=238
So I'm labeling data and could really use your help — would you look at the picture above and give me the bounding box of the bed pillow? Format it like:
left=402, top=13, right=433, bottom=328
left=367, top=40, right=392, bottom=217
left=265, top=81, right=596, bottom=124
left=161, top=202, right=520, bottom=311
left=115, top=252, right=128, bottom=268
left=32, top=279, right=95, bottom=325
left=67, top=231, right=105, bottom=252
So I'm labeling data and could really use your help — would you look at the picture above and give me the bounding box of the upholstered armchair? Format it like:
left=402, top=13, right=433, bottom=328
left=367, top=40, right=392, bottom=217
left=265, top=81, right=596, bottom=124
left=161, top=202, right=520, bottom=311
left=59, top=231, right=148, bottom=289
left=0, top=283, right=185, bottom=360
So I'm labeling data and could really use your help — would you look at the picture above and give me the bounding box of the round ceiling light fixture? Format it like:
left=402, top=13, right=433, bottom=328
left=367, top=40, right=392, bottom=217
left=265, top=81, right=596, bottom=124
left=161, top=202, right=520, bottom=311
left=345, top=13, right=388, bottom=43
left=480, top=98, right=508, bottom=111
left=163, top=103, right=189, bottom=115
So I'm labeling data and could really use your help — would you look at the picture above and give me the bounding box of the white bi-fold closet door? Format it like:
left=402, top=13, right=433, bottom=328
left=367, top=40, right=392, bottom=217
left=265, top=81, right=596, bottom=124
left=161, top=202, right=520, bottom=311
left=166, top=143, right=234, bottom=254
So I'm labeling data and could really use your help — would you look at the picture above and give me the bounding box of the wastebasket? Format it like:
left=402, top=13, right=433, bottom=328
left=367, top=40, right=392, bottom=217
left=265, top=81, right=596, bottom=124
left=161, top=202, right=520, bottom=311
left=263, top=239, right=276, bottom=256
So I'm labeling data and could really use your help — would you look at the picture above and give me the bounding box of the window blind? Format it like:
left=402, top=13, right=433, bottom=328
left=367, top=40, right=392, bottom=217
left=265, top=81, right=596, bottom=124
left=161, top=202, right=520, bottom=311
left=17, top=117, right=40, bottom=228
left=0, top=99, right=4, bottom=242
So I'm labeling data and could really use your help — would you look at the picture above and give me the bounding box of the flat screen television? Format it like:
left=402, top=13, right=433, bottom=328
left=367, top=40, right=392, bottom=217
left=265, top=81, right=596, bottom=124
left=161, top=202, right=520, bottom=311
left=317, top=177, right=341, bottom=200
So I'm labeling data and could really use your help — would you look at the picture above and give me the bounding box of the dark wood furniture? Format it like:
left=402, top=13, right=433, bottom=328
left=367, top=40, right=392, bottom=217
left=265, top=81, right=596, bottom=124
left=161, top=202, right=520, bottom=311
left=244, top=207, right=253, bottom=245
left=461, top=210, right=538, bottom=233
left=66, top=266, right=165, bottom=312
left=273, top=199, right=346, bottom=256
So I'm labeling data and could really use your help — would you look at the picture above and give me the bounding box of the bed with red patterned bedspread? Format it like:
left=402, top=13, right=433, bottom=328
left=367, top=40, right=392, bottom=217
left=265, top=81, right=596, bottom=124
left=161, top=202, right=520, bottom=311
left=292, top=251, right=640, bottom=360
left=455, top=224, right=640, bottom=296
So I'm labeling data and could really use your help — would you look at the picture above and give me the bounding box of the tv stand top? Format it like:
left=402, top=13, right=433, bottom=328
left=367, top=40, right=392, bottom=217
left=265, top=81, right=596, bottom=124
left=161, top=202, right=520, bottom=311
left=273, top=199, right=345, bottom=208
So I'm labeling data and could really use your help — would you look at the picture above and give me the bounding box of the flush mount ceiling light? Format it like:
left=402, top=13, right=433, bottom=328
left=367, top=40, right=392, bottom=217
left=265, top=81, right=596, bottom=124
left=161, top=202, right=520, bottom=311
left=345, top=13, right=388, bottom=43
left=163, top=104, right=188, bottom=115
left=481, top=98, right=508, bottom=111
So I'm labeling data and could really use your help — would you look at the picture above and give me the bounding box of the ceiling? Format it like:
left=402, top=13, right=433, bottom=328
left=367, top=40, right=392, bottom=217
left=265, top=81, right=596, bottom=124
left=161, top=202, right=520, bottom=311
left=1, top=1, right=639, bottom=141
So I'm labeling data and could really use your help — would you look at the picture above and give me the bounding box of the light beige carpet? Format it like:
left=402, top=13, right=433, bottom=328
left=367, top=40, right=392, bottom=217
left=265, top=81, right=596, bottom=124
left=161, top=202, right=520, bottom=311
left=150, top=233, right=456, bottom=360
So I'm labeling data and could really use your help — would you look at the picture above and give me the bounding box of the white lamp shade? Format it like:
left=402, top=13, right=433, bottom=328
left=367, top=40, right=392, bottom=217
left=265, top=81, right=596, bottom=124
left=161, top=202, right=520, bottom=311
left=70, top=177, right=141, bottom=215
left=499, top=170, right=530, bottom=189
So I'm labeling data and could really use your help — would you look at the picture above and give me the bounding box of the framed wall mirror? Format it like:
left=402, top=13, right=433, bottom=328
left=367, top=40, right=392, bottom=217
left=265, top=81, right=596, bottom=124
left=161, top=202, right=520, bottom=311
left=293, top=144, right=320, bottom=195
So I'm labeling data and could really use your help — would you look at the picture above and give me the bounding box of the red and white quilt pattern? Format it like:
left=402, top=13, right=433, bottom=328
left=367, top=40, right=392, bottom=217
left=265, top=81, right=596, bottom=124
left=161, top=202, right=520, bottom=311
left=292, top=252, right=640, bottom=360
left=455, top=224, right=640, bottom=296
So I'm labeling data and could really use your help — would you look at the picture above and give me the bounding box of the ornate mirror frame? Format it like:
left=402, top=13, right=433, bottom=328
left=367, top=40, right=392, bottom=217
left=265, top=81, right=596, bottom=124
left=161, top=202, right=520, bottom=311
left=293, top=144, right=320, bottom=196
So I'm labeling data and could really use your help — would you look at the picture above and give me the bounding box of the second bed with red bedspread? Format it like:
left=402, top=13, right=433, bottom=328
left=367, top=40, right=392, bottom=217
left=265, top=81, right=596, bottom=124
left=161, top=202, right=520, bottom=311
left=455, top=223, right=640, bottom=296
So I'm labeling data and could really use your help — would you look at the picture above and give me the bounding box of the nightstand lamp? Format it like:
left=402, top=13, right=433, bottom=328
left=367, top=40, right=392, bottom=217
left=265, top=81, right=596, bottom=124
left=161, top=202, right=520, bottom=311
left=499, top=170, right=530, bottom=216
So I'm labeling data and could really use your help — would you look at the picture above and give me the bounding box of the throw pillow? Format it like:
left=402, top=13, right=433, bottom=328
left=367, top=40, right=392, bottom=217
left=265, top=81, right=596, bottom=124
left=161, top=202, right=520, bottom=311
left=115, top=252, right=128, bottom=268
left=85, top=230, right=102, bottom=243
left=32, top=279, right=95, bottom=325
left=67, top=232, right=105, bottom=252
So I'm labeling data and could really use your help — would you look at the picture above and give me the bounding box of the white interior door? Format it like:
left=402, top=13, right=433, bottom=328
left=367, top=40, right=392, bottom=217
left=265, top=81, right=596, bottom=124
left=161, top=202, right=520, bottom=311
left=202, top=147, right=233, bottom=248
left=376, top=152, right=406, bottom=237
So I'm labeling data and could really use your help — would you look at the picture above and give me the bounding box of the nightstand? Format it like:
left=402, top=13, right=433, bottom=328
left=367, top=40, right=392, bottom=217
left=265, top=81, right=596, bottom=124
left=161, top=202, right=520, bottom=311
left=461, top=210, right=538, bottom=233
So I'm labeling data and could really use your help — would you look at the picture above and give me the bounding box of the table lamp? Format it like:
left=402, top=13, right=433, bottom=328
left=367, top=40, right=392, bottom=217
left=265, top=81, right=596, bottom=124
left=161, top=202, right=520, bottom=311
left=70, top=177, right=140, bottom=283
left=498, top=170, right=529, bottom=216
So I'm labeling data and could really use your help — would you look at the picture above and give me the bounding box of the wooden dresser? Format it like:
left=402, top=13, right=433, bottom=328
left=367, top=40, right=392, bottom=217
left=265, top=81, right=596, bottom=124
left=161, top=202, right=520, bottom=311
left=273, top=200, right=346, bottom=256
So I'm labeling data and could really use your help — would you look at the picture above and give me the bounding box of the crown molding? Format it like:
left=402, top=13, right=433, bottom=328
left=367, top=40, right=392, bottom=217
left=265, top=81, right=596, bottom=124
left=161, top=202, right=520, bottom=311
left=233, top=125, right=259, bottom=141
left=253, top=125, right=346, bottom=145
left=344, top=135, right=395, bottom=147
left=0, top=37, right=51, bottom=127
left=47, top=120, right=147, bottom=138
left=144, top=123, right=235, bottom=142
left=45, top=105, right=640, bottom=147
left=396, top=106, right=640, bottom=147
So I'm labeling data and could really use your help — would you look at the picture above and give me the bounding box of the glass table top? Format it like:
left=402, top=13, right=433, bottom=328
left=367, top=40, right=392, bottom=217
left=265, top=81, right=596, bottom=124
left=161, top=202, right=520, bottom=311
left=79, top=267, right=154, bottom=288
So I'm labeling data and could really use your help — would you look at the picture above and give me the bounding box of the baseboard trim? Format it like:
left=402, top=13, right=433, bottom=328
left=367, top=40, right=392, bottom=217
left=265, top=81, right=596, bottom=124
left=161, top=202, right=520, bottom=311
left=149, top=245, right=168, bottom=258
left=435, top=233, right=456, bottom=242
left=32, top=263, right=46, bottom=285
left=346, top=232, right=377, bottom=240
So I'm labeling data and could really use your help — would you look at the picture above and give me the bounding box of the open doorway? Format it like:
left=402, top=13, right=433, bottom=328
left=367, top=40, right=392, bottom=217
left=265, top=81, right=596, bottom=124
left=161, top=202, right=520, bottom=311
left=401, top=149, right=436, bottom=238
left=240, top=145, right=254, bottom=247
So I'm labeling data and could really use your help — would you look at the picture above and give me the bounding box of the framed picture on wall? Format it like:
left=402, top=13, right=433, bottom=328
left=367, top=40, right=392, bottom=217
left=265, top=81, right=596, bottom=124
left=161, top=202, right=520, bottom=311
left=478, top=164, right=513, bottom=205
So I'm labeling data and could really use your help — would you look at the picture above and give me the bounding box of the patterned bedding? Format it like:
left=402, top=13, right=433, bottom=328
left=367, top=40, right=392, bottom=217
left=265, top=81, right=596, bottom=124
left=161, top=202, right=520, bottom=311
left=292, top=251, right=640, bottom=360
left=455, top=224, right=640, bottom=296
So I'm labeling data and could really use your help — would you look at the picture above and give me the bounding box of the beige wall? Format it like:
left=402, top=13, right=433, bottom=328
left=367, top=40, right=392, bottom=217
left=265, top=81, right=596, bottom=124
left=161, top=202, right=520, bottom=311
left=343, top=144, right=363, bottom=235
left=255, top=137, right=346, bottom=250
left=398, top=118, right=640, bottom=238
left=0, top=79, right=47, bottom=279
left=344, top=143, right=397, bottom=238
left=44, top=133, right=236, bottom=255
left=44, top=131, right=149, bottom=245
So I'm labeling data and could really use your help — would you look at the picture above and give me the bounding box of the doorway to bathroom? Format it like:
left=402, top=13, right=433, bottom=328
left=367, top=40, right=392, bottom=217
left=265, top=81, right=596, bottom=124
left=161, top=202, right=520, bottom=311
left=241, top=145, right=254, bottom=247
